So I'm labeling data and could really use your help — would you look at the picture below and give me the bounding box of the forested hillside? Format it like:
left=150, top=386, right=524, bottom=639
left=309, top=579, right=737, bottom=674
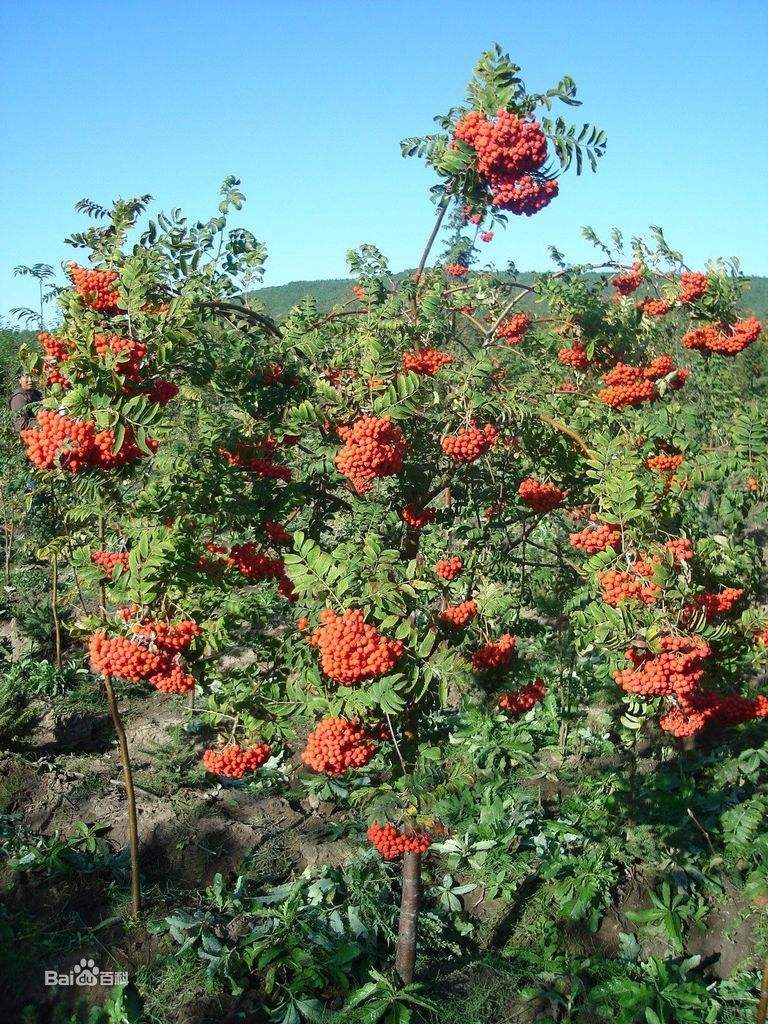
left=253, top=272, right=768, bottom=320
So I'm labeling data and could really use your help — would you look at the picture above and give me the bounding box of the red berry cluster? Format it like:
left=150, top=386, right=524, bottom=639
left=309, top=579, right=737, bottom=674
left=611, top=263, right=644, bottom=296
left=598, top=569, right=660, bottom=606
left=439, top=600, right=478, bottom=628
left=518, top=478, right=566, bottom=513
left=402, top=349, right=454, bottom=375
left=227, top=543, right=285, bottom=581
left=480, top=231, right=494, bottom=242
left=558, top=344, right=591, bottom=370
left=453, top=109, right=556, bottom=215
left=613, top=636, right=711, bottom=698
left=94, top=333, right=147, bottom=379
left=301, top=717, right=377, bottom=775
left=638, top=298, right=670, bottom=317
left=220, top=440, right=292, bottom=481
left=659, top=691, right=768, bottom=738
left=441, top=423, right=498, bottom=463
left=445, top=263, right=468, bottom=278
left=497, top=314, right=531, bottom=346
left=434, top=556, right=463, bottom=581
left=264, top=520, right=292, bottom=545
left=499, top=678, right=546, bottom=715
left=309, top=608, right=404, bottom=685
left=335, top=416, right=407, bottom=494
left=21, top=410, right=154, bottom=473
left=367, top=822, right=431, bottom=860
left=202, top=743, right=271, bottom=778
left=145, top=379, right=179, bottom=405
left=400, top=504, right=436, bottom=529
left=69, top=263, right=121, bottom=312
left=679, top=272, right=708, bottom=304
left=91, top=551, right=129, bottom=576
left=89, top=618, right=200, bottom=693
left=684, top=587, right=744, bottom=622
left=471, top=633, right=517, bottom=672
left=682, top=318, right=762, bottom=356
left=569, top=521, right=621, bottom=554
left=645, top=453, right=684, bottom=473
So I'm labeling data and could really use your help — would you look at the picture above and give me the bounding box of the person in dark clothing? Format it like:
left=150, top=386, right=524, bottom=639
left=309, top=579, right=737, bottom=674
left=9, top=374, right=42, bottom=432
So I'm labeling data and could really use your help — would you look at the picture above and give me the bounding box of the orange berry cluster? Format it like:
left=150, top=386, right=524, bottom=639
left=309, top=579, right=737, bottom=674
left=637, top=298, right=670, bottom=317
left=441, top=423, right=498, bottom=463
left=400, top=504, right=436, bottom=529
left=598, top=568, right=660, bottom=606
left=40, top=331, right=72, bottom=363
left=497, top=314, right=531, bottom=345
left=614, top=636, right=711, bottom=698
left=89, top=618, right=200, bottom=693
left=455, top=109, right=548, bottom=177
left=301, top=717, right=377, bottom=775
left=335, top=416, right=407, bottom=494
left=491, top=174, right=558, bottom=215
left=367, top=822, right=431, bottom=860
left=678, top=272, right=709, bottom=304
left=434, top=556, right=463, bottom=581
left=558, top=343, right=591, bottom=370
left=598, top=358, right=687, bottom=408
left=445, top=263, right=468, bottom=277
left=439, top=600, right=478, bottom=628
left=499, top=678, right=546, bottom=715
left=402, top=349, right=454, bottom=375
left=21, top=410, right=153, bottom=473
left=202, top=743, right=271, bottom=778
left=569, top=521, right=621, bottom=554
left=471, top=633, right=517, bottom=672
left=91, top=550, right=129, bottom=576
left=611, top=263, right=644, bottom=296
left=682, top=318, right=762, bottom=356
left=645, top=453, right=684, bottom=473
left=69, top=263, right=121, bottom=312
left=684, top=587, right=744, bottom=622
left=598, top=375, right=656, bottom=407
left=39, top=331, right=74, bottom=387
left=453, top=109, right=557, bottom=215
left=518, top=478, right=566, bottom=513
left=93, top=333, right=147, bottom=379
left=309, top=608, right=404, bottom=685
left=665, top=537, right=694, bottom=563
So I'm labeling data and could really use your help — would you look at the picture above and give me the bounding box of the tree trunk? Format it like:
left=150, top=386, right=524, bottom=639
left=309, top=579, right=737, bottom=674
left=103, top=676, right=142, bottom=916
left=51, top=553, right=62, bottom=668
left=758, top=952, right=768, bottom=1024
left=395, top=850, right=421, bottom=983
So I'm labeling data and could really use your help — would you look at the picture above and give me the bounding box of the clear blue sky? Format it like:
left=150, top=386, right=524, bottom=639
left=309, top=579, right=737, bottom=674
left=2, top=0, right=767, bottom=319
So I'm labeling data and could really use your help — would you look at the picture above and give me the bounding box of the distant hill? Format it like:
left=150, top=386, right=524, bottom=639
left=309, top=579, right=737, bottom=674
left=254, top=273, right=768, bottom=322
